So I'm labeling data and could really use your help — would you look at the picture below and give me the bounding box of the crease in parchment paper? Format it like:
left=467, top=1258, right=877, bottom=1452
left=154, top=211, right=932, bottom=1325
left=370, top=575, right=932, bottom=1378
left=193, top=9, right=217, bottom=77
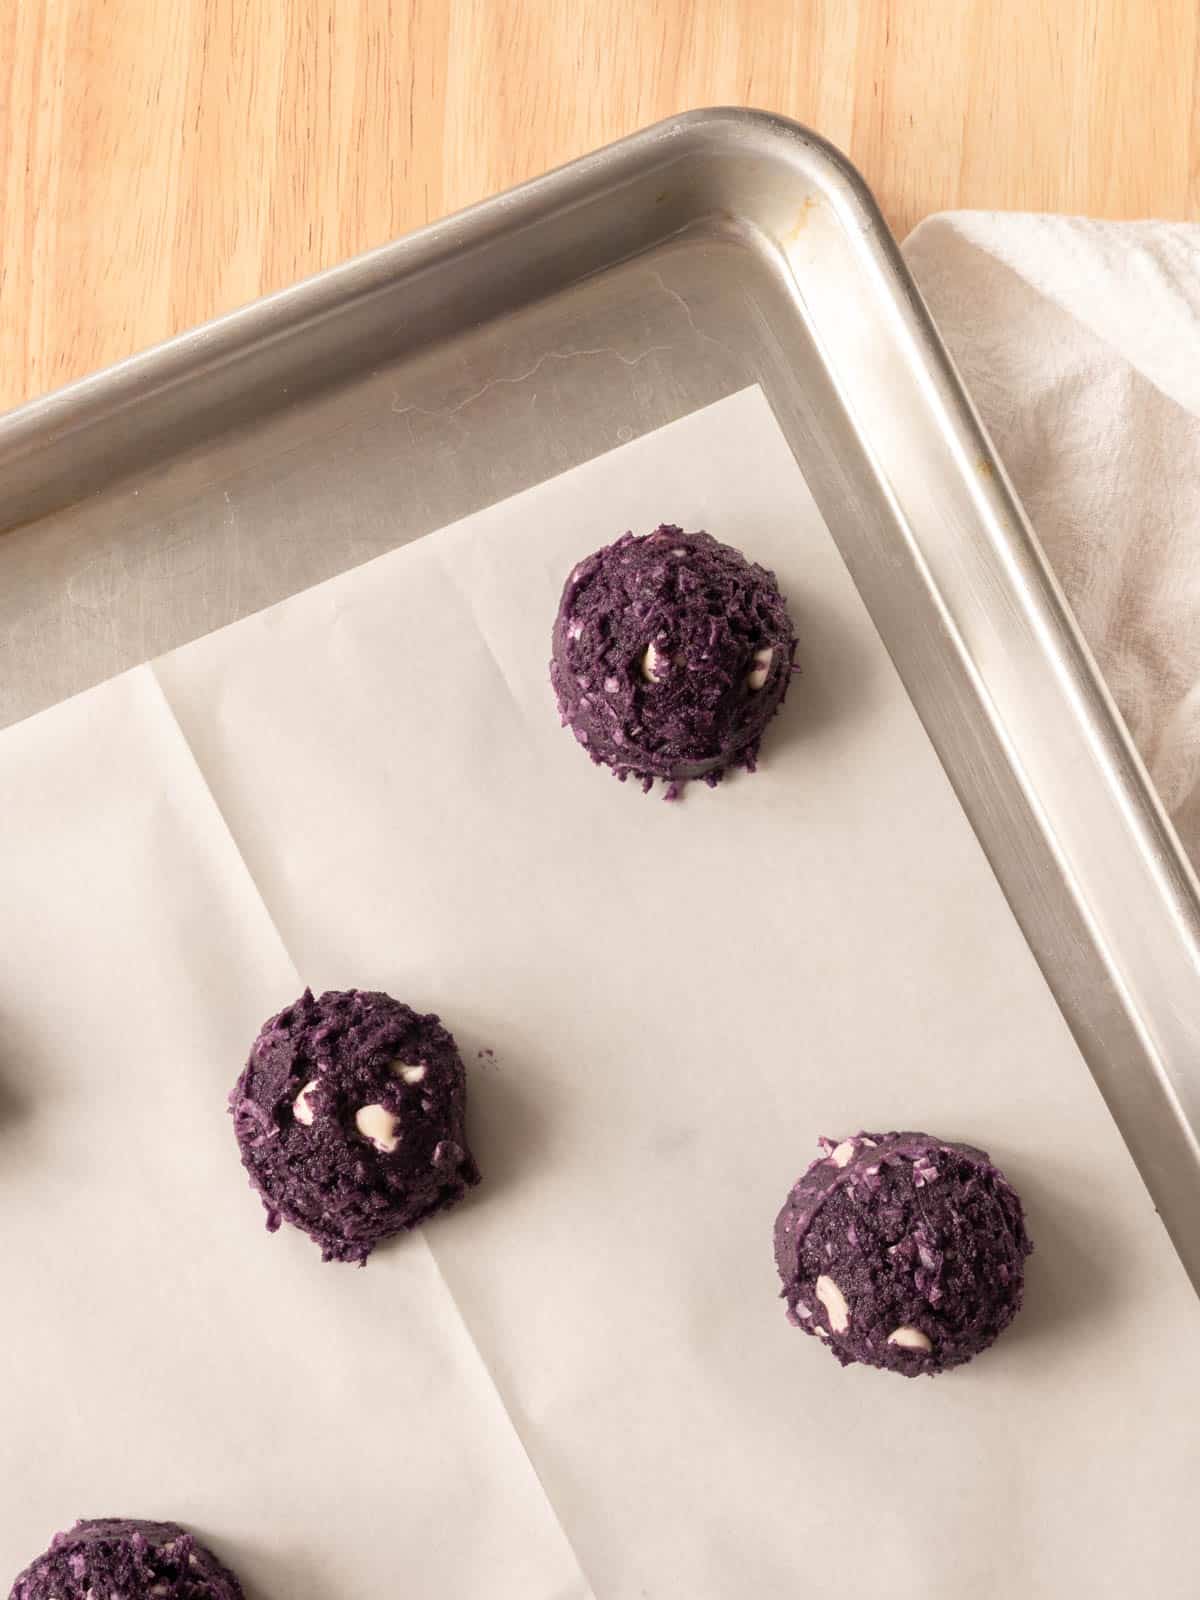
left=428, top=544, right=543, bottom=746
left=145, top=662, right=306, bottom=987
left=0, top=664, right=590, bottom=1600
left=143, top=662, right=597, bottom=1600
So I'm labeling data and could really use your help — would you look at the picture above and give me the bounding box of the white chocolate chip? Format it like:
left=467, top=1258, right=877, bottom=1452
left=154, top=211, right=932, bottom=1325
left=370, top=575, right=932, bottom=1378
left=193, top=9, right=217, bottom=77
left=394, top=1061, right=427, bottom=1085
left=355, top=1104, right=400, bottom=1153
left=292, top=1079, right=318, bottom=1126
left=887, top=1325, right=932, bottom=1352
left=747, top=647, right=773, bottom=691
left=815, top=1274, right=850, bottom=1332
left=640, top=642, right=666, bottom=682
left=828, top=1139, right=856, bottom=1168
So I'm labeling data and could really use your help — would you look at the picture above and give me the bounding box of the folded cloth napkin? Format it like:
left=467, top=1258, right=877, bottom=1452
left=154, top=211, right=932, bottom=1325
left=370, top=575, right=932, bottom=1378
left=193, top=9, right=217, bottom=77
left=903, top=215, right=1200, bottom=862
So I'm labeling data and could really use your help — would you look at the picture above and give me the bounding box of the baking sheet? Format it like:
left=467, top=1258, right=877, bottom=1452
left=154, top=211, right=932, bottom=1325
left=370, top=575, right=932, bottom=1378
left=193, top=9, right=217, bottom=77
left=3, top=388, right=1197, bottom=1597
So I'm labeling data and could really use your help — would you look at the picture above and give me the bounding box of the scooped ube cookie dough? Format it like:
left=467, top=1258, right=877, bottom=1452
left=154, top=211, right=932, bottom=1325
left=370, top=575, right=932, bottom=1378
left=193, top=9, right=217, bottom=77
left=9, top=1519, right=244, bottom=1600
left=231, top=988, right=480, bottom=1264
left=774, top=1132, right=1032, bottom=1375
left=550, top=524, right=797, bottom=796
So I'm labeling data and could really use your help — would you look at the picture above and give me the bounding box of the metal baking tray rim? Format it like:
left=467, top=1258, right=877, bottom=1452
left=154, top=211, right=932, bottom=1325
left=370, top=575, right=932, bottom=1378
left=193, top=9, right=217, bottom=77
left=3, top=107, right=1200, bottom=1290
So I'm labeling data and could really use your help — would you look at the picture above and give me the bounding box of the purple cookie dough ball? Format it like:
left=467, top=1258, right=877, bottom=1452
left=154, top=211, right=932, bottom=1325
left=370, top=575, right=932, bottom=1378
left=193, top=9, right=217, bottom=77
left=774, top=1132, right=1032, bottom=1376
left=231, top=988, right=480, bottom=1264
left=9, top=1519, right=244, bottom=1600
left=550, top=524, right=797, bottom=796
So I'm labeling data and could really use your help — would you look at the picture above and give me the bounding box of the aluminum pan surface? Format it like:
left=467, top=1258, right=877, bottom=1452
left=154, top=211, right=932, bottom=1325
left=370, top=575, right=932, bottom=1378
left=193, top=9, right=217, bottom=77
left=2, top=108, right=1198, bottom=1288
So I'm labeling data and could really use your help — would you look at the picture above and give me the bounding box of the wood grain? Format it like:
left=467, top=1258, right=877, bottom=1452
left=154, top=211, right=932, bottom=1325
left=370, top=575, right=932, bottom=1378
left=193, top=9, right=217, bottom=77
left=2, top=0, right=1197, bottom=412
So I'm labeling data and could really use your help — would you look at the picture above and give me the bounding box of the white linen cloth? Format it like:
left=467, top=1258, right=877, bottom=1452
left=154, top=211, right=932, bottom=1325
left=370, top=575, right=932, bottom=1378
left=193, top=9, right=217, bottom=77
left=903, top=215, right=1200, bottom=859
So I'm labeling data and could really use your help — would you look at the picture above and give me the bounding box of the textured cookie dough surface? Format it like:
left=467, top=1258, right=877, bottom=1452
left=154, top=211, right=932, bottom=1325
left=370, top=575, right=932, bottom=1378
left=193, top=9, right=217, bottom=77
left=550, top=525, right=797, bottom=795
left=774, top=1132, right=1032, bottom=1375
left=231, top=987, right=480, bottom=1264
left=9, top=1519, right=244, bottom=1600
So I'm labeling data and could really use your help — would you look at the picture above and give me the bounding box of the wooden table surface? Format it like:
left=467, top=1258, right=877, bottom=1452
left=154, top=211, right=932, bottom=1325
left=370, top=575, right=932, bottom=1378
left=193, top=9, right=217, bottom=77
left=2, top=0, right=1197, bottom=413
